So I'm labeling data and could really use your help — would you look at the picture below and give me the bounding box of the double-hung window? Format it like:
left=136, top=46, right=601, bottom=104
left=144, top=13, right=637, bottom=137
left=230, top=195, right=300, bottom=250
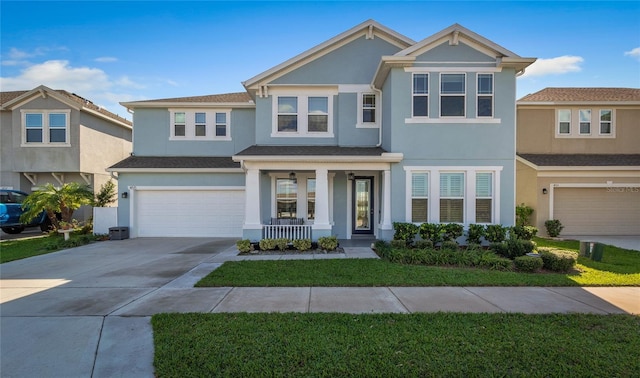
left=579, top=109, right=591, bottom=135
left=308, top=97, right=328, bottom=132
left=440, top=74, right=465, bottom=117
left=273, top=91, right=334, bottom=137
left=411, top=172, right=429, bottom=222
left=277, top=97, right=298, bottom=132
left=195, top=113, right=206, bottom=137
left=412, top=74, right=429, bottom=117
left=477, top=74, right=493, bottom=117
left=215, top=113, right=228, bottom=137
left=276, top=178, right=297, bottom=219
left=22, top=110, right=70, bottom=145
left=170, top=110, right=231, bottom=140
left=440, top=173, right=464, bottom=223
left=173, top=112, right=186, bottom=137
left=362, top=94, right=376, bottom=123
left=558, top=109, right=571, bottom=135
left=599, top=110, right=612, bottom=135
left=475, top=173, right=493, bottom=223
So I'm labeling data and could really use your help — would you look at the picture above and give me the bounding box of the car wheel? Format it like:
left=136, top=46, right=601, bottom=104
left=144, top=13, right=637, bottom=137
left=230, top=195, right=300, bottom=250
left=1, top=226, right=25, bottom=234
left=40, top=217, right=53, bottom=232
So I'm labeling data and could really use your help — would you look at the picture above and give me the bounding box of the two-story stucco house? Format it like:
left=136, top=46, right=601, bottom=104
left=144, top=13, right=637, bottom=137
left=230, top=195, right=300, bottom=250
left=516, top=87, right=640, bottom=236
left=110, top=20, right=535, bottom=240
left=1, top=85, right=133, bottom=219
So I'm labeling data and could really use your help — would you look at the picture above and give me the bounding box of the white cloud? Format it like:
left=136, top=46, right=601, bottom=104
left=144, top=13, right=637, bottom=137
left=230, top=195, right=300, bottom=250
left=624, top=47, right=640, bottom=60
left=521, top=55, right=584, bottom=77
left=115, top=76, right=146, bottom=89
left=0, top=60, right=111, bottom=92
left=8, top=47, right=34, bottom=60
left=94, top=56, right=118, bottom=63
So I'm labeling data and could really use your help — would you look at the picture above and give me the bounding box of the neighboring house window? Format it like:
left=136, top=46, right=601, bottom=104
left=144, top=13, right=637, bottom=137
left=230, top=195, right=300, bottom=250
left=307, top=178, right=316, bottom=220
left=558, top=109, right=571, bottom=134
left=169, top=109, right=231, bottom=140
left=477, top=74, right=493, bottom=117
left=440, top=73, right=465, bottom=117
left=308, top=97, right=328, bottom=132
left=174, top=112, right=186, bottom=137
left=440, top=173, right=464, bottom=223
left=600, top=109, right=612, bottom=134
left=195, top=113, right=206, bottom=137
left=277, top=97, right=298, bottom=132
left=579, top=109, right=591, bottom=134
left=276, top=178, right=297, bottom=218
left=411, top=172, right=428, bottom=223
left=475, top=173, right=493, bottom=223
left=272, top=92, right=334, bottom=137
left=412, top=73, right=429, bottom=117
left=215, top=112, right=228, bottom=137
left=22, top=110, right=70, bottom=145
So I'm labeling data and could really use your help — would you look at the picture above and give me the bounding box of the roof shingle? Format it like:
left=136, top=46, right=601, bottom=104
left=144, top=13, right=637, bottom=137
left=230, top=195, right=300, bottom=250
left=518, top=88, right=640, bottom=103
left=518, top=154, right=640, bottom=167
left=235, top=145, right=387, bottom=156
left=131, top=92, right=252, bottom=104
left=109, top=156, right=240, bottom=169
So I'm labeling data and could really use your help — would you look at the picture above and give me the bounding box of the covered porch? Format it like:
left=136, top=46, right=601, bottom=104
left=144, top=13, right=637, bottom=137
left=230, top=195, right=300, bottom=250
left=232, top=146, right=403, bottom=241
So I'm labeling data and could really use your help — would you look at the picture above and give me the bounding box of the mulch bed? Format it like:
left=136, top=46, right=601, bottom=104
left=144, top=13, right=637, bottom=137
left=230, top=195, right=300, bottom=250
left=239, top=247, right=345, bottom=256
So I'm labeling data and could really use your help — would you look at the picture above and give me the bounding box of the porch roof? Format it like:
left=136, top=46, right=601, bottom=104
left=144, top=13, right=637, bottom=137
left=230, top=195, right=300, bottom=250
left=235, top=145, right=387, bottom=156
left=517, top=154, right=640, bottom=168
left=107, top=156, right=241, bottom=172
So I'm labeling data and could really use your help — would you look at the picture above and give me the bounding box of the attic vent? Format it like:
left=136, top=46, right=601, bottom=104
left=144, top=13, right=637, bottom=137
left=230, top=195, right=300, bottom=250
left=366, top=24, right=374, bottom=40
left=449, top=30, right=460, bottom=46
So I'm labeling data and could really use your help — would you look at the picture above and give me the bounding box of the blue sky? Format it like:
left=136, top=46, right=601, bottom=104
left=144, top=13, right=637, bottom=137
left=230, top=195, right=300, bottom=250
left=2, top=1, right=639, bottom=120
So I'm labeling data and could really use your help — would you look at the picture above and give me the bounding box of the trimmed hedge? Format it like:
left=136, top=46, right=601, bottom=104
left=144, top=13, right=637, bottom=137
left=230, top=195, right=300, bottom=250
left=514, top=255, right=544, bottom=273
left=539, top=248, right=577, bottom=272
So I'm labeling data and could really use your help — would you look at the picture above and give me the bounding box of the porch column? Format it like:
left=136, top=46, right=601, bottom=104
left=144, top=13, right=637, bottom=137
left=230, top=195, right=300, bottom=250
left=244, top=168, right=261, bottom=228
left=381, top=169, right=392, bottom=230
left=313, top=168, right=331, bottom=230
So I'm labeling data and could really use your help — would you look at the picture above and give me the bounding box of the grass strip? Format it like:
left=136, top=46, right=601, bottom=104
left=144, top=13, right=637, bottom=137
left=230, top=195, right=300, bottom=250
left=0, top=236, right=53, bottom=263
left=153, top=312, right=640, bottom=377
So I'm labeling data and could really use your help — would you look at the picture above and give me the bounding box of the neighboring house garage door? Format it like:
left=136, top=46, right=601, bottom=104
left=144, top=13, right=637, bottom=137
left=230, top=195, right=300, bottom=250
left=554, top=188, right=640, bottom=235
left=135, top=188, right=245, bottom=237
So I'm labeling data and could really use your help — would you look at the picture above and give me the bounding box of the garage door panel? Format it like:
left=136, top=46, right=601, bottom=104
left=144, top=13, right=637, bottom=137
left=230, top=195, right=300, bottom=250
left=135, top=189, right=245, bottom=237
left=555, top=188, right=640, bottom=235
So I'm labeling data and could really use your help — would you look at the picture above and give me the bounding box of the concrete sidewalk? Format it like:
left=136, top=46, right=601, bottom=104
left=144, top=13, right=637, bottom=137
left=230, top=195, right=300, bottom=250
left=1, top=238, right=638, bottom=378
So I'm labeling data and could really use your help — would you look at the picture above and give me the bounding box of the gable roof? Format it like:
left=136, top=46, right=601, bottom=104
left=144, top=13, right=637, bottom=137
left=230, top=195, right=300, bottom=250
left=120, top=92, right=254, bottom=109
left=0, top=85, right=132, bottom=128
left=518, top=88, right=640, bottom=104
left=242, top=19, right=416, bottom=91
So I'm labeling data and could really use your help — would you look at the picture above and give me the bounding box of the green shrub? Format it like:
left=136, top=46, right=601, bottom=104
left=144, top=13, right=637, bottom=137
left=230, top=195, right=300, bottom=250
left=485, top=225, right=507, bottom=243
left=390, top=240, right=407, bottom=249
left=465, top=243, right=482, bottom=251
left=275, top=238, right=290, bottom=251
left=466, top=224, right=485, bottom=244
left=511, top=225, right=538, bottom=240
left=418, top=223, right=444, bottom=245
left=489, top=242, right=508, bottom=257
left=442, top=223, right=464, bottom=242
left=414, top=240, right=434, bottom=250
left=236, top=239, right=253, bottom=253
left=492, top=239, right=536, bottom=260
left=539, top=248, right=577, bottom=272
left=292, top=239, right=312, bottom=252
left=440, top=240, right=459, bottom=251
left=392, top=222, right=418, bottom=245
left=259, top=238, right=277, bottom=251
left=515, top=203, right=534, bottom=227
left=373, top=240, right=390, bottom=253
left=544, top=220, right=564, bottom=237
left=318, top=236, right=338, bottom=251
left=478, top=252, right=513, bottom=271
left=514, top=255, right=543, bottom=273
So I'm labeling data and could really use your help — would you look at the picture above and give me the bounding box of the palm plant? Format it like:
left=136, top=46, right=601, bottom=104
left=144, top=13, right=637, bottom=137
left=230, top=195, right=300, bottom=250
left=20, top=183, right=94, bottom=230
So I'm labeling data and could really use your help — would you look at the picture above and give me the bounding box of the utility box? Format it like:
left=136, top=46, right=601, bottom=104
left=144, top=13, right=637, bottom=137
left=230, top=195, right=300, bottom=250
left=109, top=227, right=129, bottom=240
left=579, top=241, right=592, bottom=258
left=591, top=243, right=605, bottom=262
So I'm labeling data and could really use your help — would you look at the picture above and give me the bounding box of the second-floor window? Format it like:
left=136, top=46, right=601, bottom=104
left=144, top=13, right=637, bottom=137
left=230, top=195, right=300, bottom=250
left=477, top=74, right=493, bottom=117
left=558, top=109, right=571, bottom=134
left=579, top=109, right=591, bottom=135
left=22, top=110, right=70, bottom=146
left=600, top=110, right=612, bottom=135
left=557, top=108, right=614, bottom=138
left=440, top=73, right=466, bottom=117
left=273, top=94, right=334, bottom=137
left=170, top=110, right=231, bottom=140
left=412, top=74, right=429, bottom=117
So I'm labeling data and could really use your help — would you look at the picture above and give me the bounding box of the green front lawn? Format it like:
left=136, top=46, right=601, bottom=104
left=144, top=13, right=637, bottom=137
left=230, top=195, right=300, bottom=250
left=0, top=233, right=99, bottom=263
left=197, top=238, right=640, bottom=287
left=153, top=312, right=640, bottom=377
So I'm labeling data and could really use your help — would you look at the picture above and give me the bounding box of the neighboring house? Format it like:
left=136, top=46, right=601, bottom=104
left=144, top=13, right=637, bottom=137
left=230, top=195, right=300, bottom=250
left=1, top=85, right=133, bottom=220
left=110, top=20, right=535, bottom=240
left=516, top=88, right=640, bottom=236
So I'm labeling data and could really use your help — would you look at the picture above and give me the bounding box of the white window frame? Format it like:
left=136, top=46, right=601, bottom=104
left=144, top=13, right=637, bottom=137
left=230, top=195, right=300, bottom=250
left=269, top=172, right=334, bottom=223
left=404, top=166, right=502, bottom=226
left=476, top=73, right=494, bottom=118
left=357, top=92, right=380, bottom=128
left=579, top=109, right=591, bottom=135
left=475, top=172, right=494, bottom=224
left=21, top=109, right=71, bottom=147
left=169, top=109, right=231, bottom=141
left=412, top=73, right=429, bottom=119
left=439, top=172, right=465, bottom=224
left=599, top=109, right=613, bottom=135
left=556, top=108, right=615, bottom=138
left=271, top=88, right=336, bottom=138
left=439, top=73, right=466, bottom=118
left=410, top=171, right=429, bottom=223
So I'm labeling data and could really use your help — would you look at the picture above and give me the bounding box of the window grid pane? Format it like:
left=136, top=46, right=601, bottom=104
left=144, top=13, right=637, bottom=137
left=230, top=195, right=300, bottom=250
left=195, top=112, right=206, bottom=124
left=362, top=94, right=376, bottom=123
left=308, top=97, right=328, bottom=113
left=600, top=110, right=612, bottom=134
left=174, top=124, right=185, bottom=137
left=308, top=115, right=328, bottom=132
left=412, top=199, right=428, bottom=223
left=440, top=199, right=464, bottom=223
left=26, top=113, right=43, bottom=127
left=579, top=109, right=591, bottom=134
left=477, top=96, right=492, bottom=117
left=477, top=74, right=493, bottom=94
left=195, top=125, right=206, bottom=137
left=26, top=129, right=43, bottom=143
left=413, top=74, right=428, bottom=94
left=441, top=74, right=465, bottom=94
left=412, top=173, right=428, bottom=197
left=558, top=110, right=571, bottom=134
left=476, top=199, right=492, bottom=223
left=49, top=113, right=66, bottom=128
left=174, top=112, right=185, bottom=124
left=50, top=129, right=66, bottom=143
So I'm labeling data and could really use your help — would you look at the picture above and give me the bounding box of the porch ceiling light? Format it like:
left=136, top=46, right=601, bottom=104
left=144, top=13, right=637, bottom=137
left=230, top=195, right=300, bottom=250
left=289, top=172, right=296, bottom=180
left=348, top=172, right=355, bottom=180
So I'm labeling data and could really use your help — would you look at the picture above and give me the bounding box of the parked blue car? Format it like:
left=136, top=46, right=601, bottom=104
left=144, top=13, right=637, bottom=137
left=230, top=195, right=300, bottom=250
left=0, top=189, right=50, bottom=234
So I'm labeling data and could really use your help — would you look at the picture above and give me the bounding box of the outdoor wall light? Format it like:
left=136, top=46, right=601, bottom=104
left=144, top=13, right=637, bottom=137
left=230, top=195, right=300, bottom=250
left=121, top=191, right=128, bottom=199
left=542, top=188, right=548, bottom=195
left=289, top=172, right=296, bottom=180
left=347, top=172, right=355, bottom=180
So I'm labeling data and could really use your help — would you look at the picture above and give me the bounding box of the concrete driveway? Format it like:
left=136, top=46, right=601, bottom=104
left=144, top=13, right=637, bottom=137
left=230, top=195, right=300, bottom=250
left=561, top=235, right=640, bottom=251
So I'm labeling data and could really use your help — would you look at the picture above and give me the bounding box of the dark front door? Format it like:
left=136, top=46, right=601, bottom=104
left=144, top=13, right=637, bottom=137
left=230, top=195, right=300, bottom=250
left=353, top=177, right=374, bottom=234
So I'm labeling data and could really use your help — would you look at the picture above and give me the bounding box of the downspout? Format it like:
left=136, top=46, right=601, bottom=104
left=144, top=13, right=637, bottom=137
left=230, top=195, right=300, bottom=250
left=371, top=85, right=383, bottom=147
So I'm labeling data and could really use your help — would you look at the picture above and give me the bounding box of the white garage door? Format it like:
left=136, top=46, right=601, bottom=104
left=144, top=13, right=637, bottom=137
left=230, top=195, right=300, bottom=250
left=135, top=189, right=245, bottom=237
left=554, top=187, right=640, bottom=235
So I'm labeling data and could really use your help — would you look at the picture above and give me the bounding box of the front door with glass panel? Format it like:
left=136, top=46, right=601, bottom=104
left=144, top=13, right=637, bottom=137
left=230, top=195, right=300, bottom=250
left=353, top=177, right=373, bottom=234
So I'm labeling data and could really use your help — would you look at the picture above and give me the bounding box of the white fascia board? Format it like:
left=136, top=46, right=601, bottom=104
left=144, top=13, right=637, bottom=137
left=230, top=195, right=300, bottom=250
left=81, top=107, right=132, bottom=129
left=243, top=20, right=415, bottom=89
left=499, top=57, right=537, bottom=71
left=131, top=185, right=245, bottom=191
left=233, top=153, right=403, bottom=163
left=515, top=155, right=539, bottom=169
left=5, top=86, right=82, bottom=111
left=372, top=56, right=416, bottom=89
left=517, top=101, right=640, bottom=107
left=120, top=101, right=255, bottom=110
left=106, top=168, right=244, bottom=173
